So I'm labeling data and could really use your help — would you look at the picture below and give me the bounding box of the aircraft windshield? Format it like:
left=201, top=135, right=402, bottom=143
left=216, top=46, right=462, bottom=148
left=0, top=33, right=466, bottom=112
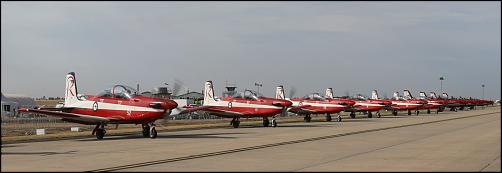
left=232, top=90, right=263, bottom=100
left=303, top=93, right=325, bottom=101
left=97, top=85, right=138, bottom=99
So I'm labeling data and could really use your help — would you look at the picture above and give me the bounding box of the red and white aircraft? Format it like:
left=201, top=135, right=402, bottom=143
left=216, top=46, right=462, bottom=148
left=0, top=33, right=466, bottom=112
left=19, top=72, right=178, bottom=139
left=275, top=86, right=355, bottom=122
left=382, top=90, right=428, bottom=116
left=341, top=90, right=392, bottom=119
left=416, top=91, right=445, bottom=114
left=180, top=81, right=292, bottom=128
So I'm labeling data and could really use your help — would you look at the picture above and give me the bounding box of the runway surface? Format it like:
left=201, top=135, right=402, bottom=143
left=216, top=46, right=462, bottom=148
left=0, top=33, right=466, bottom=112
left=2, top=106, right=500, bottom=172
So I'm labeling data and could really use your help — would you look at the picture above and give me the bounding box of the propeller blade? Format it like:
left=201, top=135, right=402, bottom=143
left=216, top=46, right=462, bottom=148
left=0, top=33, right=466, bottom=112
left=172, top=79, right=184, bottom=96
left=281, top=107, right=288, bottom=116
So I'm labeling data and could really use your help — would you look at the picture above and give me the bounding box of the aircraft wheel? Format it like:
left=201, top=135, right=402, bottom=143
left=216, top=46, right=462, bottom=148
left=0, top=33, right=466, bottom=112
left=263, top=118, right=270, bottom=127
left=149, top=126, right=157, bottom=139
left=392, top=111, right=398, bottom=116
left=368, top=112, right=373, bottom=118
left=272, top=119, right=277, bottom=127
left=350, top=112, right=356, bottom=119
left=326, top=114, right=332, bottom=122
left=304, top=115, right=311, bottom=122
left=427, top=109, right=431, bottom=114
left=96, top=129, right=105, bottom=140
left=233, top=121, right=240, bottom=128
left=377, top=112, right=381, bottom=118
left=416, top=110, right=420, bottom=115
left=142, top=125, right=150, bottom=137
left=408, top=110, right=412, bottom=115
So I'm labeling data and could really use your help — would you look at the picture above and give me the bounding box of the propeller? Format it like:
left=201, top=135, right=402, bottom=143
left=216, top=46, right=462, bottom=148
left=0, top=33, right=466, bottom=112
left=171, top=79, right=184, bottom=96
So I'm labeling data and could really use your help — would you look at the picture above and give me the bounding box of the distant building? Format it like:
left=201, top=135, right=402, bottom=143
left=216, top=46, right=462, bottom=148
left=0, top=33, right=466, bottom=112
left=172, top=92, right=203, bottom=105
left=1, top=93, right=37, bottom=117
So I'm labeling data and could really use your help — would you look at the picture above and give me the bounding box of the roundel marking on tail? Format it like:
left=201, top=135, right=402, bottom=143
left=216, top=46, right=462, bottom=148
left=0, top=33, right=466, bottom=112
left=92, top=102, right=99, bottom=112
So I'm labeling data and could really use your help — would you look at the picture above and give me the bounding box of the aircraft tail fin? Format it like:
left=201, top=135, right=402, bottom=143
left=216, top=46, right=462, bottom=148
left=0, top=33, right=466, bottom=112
left=325, top=88, right=334, bottom=99
left=64, top=72, right=79, bottom=106
left=403, top=90, right=413, bottom=100
left=371, top=90, right=379, bottom=99
left=275, top=85, right=285, bottom=100
left=203, top=81, right=216, bottom=105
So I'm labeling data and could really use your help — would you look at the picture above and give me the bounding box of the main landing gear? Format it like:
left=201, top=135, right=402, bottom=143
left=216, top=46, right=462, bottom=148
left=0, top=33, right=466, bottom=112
left=230, top=117, right=241, bottom=128
left=263, top=117, right=278, bottom=127
left=350, top=112, right=356, bottom=119
left=376, top=111, right=381, bottom=118
left=142, top=123, right=157, bottom=139
left=304, top=114, right=312, bottom=122
left=392, top=110, right=398, bottom=116
left=368, top=111, right=373, bottom=118
left=337, top=113, right=342, bottom=122
left=427, top=109, right=431, bottom=114
left=326, top=113, right=332, bottom=122
left=92, top=123, right=106, bottom=140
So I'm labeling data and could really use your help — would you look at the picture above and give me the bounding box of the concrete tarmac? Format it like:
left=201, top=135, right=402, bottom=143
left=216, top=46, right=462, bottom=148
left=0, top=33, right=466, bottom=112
left=1, top=106, right=500, bottom=172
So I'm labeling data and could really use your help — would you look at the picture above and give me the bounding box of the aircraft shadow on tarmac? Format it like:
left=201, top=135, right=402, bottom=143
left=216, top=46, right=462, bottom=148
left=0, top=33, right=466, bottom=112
left=2, top=150, right=77, bottom=156
left=75, top=132, right=246, bottom=141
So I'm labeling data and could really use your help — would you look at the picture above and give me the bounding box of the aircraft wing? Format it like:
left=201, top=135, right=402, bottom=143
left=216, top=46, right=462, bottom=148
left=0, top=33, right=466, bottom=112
left=19, top=108, right=117, bottom=123
left=178, top=105, right=211, bottom=114
left=288, top=105, right=313, bottom=112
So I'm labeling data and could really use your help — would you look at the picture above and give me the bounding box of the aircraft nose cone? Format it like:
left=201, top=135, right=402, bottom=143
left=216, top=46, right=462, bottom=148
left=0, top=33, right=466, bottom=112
left=273, top=100, right=292, bottom=107
left=283, top=100, right=293, bottom=107
left=164, top=100, right=178, bottom=110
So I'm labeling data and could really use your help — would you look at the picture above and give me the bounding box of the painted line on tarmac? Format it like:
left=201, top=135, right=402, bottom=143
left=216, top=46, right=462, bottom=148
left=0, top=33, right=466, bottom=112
left=89, top=111, right=499, bottom=172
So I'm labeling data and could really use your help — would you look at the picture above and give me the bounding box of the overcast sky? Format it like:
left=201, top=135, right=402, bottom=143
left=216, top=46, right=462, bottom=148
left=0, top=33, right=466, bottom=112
left=1, top=1, right=500, bottom=100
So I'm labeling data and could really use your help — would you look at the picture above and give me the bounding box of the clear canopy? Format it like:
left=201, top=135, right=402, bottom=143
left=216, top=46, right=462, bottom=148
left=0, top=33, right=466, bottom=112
left=231, top=90, right=263, bottom=100
left=303, top=93, right=326, bottom=101
left=98, top=85, right=138, bottom=99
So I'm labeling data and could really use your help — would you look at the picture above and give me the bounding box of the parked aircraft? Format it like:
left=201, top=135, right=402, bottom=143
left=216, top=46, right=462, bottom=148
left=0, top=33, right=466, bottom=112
left=180, top=81, right=292, bottom=128
left=275, top=86, right=355, bottom=122
left=340, top=90, right=392, bottom=118
left=383, top=90, right=427, bottom=115
left=19, top=72, right=178, bottom=139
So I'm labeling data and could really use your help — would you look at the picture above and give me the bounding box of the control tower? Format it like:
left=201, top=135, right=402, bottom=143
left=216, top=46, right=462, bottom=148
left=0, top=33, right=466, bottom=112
left=222, top=81, right=237, bottom=97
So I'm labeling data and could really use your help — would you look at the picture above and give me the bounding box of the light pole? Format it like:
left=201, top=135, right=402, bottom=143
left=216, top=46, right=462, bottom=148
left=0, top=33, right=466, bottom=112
left=255, top=82, right=262, bottom=94
left=439, top=77, right=444, bottom=94
left=482, top=84, right=485, bottom=100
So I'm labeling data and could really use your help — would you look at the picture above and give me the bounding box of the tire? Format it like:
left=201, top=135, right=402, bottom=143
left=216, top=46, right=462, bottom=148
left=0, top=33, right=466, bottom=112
left=337, top=116, right=342, bottom=122
left=149, top=127, right=157, bottom=139
left=408, top=110, right=412, bottom=115
left=272, top=120, right=277, bottom=127
left=326, top=115, right=332, bottom=122
left=350, top=113, right=356, bottom=119
left=233, top=121, right=240, bottom=128
left=96, top=129, right=105, bottom=140
left=427, top=109, right=431, bottom=114
left=393, top=111, right=398, bottom=116
left=142, top=127, right=150, bottom=137
left=263, top=119, right=269, bottom=127
left=368, top=112, right=372, bottom=118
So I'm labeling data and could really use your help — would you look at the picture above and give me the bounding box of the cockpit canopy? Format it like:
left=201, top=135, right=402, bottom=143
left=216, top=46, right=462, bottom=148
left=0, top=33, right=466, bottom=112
left=303, top=93, right=326, bottom=101
left=231, top=90, right=263, bottom=100
left=98, top=85, right=138, bottom=99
